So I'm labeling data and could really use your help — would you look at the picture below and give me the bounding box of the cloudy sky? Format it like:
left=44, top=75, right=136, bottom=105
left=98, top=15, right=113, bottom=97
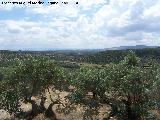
left=0, top=0, right=160, bottom=50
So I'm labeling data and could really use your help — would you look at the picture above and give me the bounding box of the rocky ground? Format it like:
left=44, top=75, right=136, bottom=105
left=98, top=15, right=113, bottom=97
left=0, top=109, right=13, bottom=120
left=1, top=89, right=160, bottom=120
left=0, top=89, right=110, bottom=120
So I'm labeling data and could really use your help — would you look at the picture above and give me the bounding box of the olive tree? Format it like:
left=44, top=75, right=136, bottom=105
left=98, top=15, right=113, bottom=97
left=68, top=51, right=159, bottom=120
left=108, top=51, right=158, bottom=119
left=0, top=56, right=65, bottom=119
left=68, top=65, right=112, bottom=119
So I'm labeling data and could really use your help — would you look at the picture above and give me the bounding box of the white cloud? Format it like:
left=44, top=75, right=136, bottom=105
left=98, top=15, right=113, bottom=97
left=0, top=0, right=160, bottom=50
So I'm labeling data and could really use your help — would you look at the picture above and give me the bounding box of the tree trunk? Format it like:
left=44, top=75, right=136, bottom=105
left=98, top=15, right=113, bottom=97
left=45, top=103, right=58, bottom=120
left=39, top=96, right=47, bottom=112
left=124, top=97, right=141, bottom=120
left=125, top=100, right=133, bottom=120
left=93, top=91, right=96, bottom=99
left=28, top=99, right=42, bottom=120
left=108, top=102, right=118, bottom=119
left=123, top=96, right=141, bottom=120
left=45, top=87, right=59, bottom=120
left=106, top=98, right=119, bottom=120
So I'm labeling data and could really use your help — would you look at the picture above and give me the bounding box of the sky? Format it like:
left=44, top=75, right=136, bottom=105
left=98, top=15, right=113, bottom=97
left=0, top=0, right=160, bottom=50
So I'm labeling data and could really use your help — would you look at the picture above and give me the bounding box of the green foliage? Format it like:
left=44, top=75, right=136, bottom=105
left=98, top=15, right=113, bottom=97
left=77, top=48, right=160, bottom=64
left=0, top=72, right=3, bottom=81
left=0, top=50, right=160, bottom=119
left=14, top=56, right=64, bottom=96
left=0, top=80, right=21, bottom=114
left=68, top=51, right=160, bottom=119
left=108, top=51, right=159, bottom=119
left=0, top=56, right=64, bottom=114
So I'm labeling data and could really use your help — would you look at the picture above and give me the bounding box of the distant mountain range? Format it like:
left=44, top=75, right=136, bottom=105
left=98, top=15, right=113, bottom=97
left=106, top=45, right=159, bottom=50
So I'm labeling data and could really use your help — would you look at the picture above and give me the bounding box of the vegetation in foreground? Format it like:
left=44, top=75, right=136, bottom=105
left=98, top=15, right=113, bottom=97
left=0, top=50, right=160, bottom=120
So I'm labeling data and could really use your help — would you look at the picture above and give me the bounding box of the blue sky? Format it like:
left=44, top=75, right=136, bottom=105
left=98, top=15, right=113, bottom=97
left=0, top=0, right=160, bottom=50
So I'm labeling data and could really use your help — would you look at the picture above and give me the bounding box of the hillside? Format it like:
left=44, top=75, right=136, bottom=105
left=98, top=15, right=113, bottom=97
left=78, top=47, right=160, bottom=64
left=0, top=47, right=160, bottom=65
left=1, top=49, right=160, bottom=120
